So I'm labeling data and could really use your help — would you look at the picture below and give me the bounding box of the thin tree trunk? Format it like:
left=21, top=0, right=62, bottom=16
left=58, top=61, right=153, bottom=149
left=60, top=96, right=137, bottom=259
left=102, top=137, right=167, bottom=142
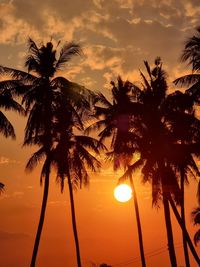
left=168, top=196, right=200, bottom=265
left=159, top=161, right=177, bottom=267
left=163, top=195, right=177, bottom=267
left=130, top=177, right=146, bottom=267
left=180, top=168, right=190, bottom=267
left=30, top=162, right=50, bottom=267
left=67, top=171, right=82, bottom=267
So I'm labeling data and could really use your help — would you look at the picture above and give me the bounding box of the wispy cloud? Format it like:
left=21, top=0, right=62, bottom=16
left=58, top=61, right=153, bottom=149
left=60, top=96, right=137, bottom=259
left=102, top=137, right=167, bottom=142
left=0, top=230, right=30, bottom=241
left=0, top=156, right=20, bottom=165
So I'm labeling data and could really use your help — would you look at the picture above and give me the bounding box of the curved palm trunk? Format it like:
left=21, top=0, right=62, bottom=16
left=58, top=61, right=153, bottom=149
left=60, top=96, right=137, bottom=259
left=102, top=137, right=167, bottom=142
left=180, top=168, right=190, bottom=267
left=168, top=196, right=200, bottom=265
left=163, top=195, right=177, bottom=267
left=129, top=177, right=146, bottom=267
left=67, top=171, right=82, bottom=267
left=30, top=162, right=50, bottom=267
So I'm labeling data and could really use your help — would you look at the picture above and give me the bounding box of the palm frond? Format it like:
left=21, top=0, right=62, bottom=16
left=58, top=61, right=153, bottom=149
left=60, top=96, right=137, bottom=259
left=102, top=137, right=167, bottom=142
left=151, top=170, right=162, bottom=207
left=0, top=80, right=26, bottom=96
left=174, top=74, right=200, bottom=87
left=25, top=147, right=46, bottom=173
left=194, top=229, right=200, bottom=246
left=144, top=61, right=152, bottom=80
left=0, top=111, right=15, bottom=138
left=56, top=42, right=82, bottom=69
left=140, top=70, right=151, bottom=92
left=75, top=135, right=107, bottom=153
left=0, top=93, right=25, bottom=115
left=94, top=93, right=112, bottom=108
left=191, top=207, right=200, bottom=225
left=0, top=182, right=5, bottom=194
left=0, top=65, right=36, bottom=82
left=84, top=120, right=107, bottom=135
left=118, top=158, right=144, bottom=183
left=75, top=144, right=101, bottom=172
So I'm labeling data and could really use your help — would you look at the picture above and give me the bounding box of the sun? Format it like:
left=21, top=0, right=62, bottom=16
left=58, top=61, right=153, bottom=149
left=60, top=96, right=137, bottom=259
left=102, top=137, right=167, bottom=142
left=114, top=184, right=132, bottom=202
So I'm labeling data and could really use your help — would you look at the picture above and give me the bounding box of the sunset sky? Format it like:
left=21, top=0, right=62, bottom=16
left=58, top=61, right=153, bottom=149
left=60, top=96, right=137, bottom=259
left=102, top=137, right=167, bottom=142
left=1, top=0, right=200, bottom=267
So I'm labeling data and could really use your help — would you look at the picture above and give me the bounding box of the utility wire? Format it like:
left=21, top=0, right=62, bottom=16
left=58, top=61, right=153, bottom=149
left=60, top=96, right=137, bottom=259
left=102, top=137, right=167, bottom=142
left=113, top=243, right=183, bottom=267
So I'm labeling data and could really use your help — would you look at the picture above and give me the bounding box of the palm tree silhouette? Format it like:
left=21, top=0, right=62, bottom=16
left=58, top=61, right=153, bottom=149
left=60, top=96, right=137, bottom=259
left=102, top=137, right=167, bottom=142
left=162, top=89, right=200, bottom=267
left=120, top=58, right=200, bottom=266
left=0, top=38, right=86, bottom=267
left=87, top=77, right=147, bottom=267
left=119, top=59, right=178, bottom=267
left=191, top=207, right=200, bottom=246
left=173, top=26, right=200, bottom=265
left=49, top=90, right=104, bottom=267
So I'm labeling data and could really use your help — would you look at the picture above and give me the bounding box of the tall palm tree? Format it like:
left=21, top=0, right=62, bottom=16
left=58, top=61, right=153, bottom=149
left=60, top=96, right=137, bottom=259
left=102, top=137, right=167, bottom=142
left=173, top=26, right=200, bottom=266
left=0, top=38, right=90, bottom=267
left=191, top=207, right=200, bottom=246
left=162, top=89, right=200, bottom=267
left=87, top=77, right=147, bottom=267
left=48, top=90, right=104, bottom=267
left=138, top=58, right=179, bottom=267
left=120, top=58, right=200, bottom=266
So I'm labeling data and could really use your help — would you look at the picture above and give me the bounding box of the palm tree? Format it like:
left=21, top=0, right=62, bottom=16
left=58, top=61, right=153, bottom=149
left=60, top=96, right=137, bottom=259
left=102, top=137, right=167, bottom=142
left=0, top=38, right=90, bottom=267
left=191, top=207, right=200, bottom=246
left=162, top=89, right=200, bottom=267
left=47, top=90, right=104, bottom=267
left=119, top=59, right=178, bottom=267
left=87, top=77, right=147, bottom=267
left=173, top=26, right=200, bottom=265
left=120, top=58, right=200, bottom=266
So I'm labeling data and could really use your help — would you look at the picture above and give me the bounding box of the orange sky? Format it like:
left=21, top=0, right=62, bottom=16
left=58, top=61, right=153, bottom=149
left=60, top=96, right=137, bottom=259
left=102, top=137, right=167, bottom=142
left=1, top=1, right=200, bottom=267
left=0, top=112, right=199, bottom=267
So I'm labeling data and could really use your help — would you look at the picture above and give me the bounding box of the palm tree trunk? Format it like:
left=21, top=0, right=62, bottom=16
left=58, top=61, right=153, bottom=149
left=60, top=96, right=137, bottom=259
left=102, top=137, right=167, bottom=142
left=129, top=177, right=146, bottom=267
left=163, top=194, right=177, bottom=267
left=168, top=196, right=200, bottom=265
left=30, top=162, right=50, bottom=267
left=159, top=160, right=177, bottom=267
left=67, top=171, right=82, bottom=267
left=180, top=168, right=190, bottom=267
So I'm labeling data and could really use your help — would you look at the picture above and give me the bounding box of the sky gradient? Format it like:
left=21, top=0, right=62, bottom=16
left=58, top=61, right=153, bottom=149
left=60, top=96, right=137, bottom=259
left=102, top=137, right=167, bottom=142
left=0, top=0, right=200, bottom=266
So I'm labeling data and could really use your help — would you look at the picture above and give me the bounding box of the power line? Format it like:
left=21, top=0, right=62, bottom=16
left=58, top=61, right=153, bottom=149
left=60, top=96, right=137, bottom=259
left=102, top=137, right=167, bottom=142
left=113, top=243, right=183, bottom=267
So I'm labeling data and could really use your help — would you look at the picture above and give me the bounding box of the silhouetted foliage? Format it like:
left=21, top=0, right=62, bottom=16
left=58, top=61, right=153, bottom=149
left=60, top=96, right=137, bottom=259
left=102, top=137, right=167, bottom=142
left=117, top=58, right=200, bottom=266
left=88, top=76, right=146, bottom=267
left=174, top=26, right=200, bottom=104
left=0, top=38, right=92, bottom=267
left=0, top=182, right=4, bottom=194
left=191, top=207, right=200, bottom=246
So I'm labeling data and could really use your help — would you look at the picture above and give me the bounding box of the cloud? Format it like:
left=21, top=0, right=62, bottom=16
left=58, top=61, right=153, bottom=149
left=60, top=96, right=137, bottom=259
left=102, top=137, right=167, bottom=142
left=0, top=156, right=20, bottom=165
left=0, top=0, right=199, bottom=89
left=0, top=230, right=30, bottom=241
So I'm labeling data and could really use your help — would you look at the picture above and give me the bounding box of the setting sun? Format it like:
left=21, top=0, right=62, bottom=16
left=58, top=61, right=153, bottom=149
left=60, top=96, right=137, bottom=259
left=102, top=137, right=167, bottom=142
left=114, top=184, right=132, bottom=202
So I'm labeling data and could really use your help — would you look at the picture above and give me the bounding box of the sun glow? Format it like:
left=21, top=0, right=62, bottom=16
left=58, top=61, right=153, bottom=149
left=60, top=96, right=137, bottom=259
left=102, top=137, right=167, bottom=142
left=114, top=184, right=132, bottom=202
